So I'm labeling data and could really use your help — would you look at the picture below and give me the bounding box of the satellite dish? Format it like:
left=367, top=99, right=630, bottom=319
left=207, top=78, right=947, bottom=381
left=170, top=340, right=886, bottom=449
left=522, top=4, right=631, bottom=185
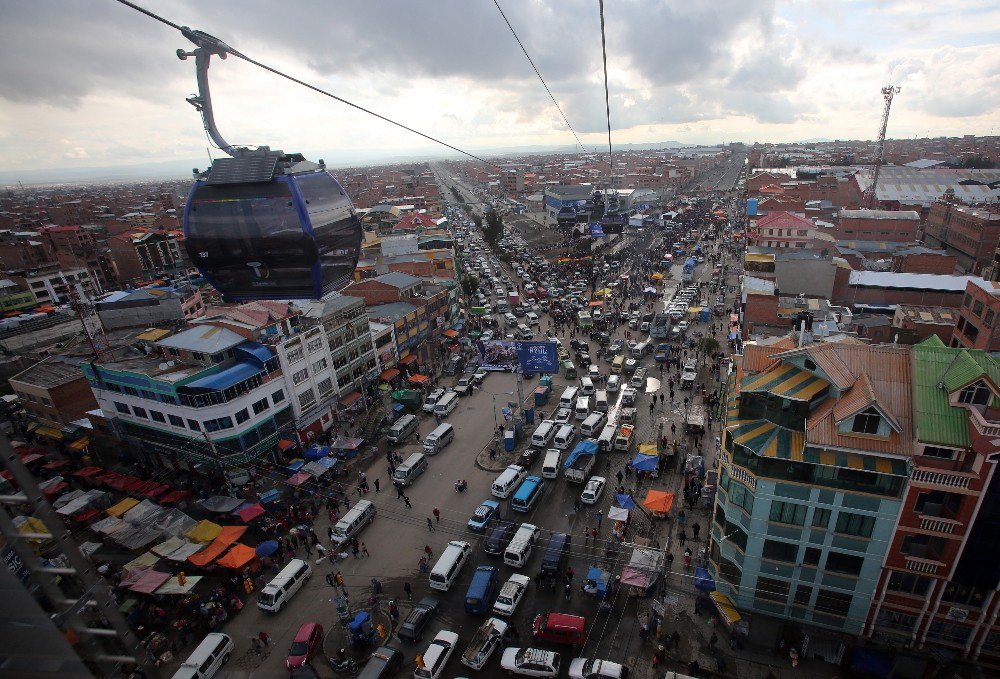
left=158, top=363, right=169, bottom=370
left=167, top=360, right=176, bottom=367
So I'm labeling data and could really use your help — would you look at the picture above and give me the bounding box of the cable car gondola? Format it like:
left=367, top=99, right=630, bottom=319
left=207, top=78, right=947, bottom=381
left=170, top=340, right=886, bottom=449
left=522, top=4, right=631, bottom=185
left=177, top=28, right=362, bottom=301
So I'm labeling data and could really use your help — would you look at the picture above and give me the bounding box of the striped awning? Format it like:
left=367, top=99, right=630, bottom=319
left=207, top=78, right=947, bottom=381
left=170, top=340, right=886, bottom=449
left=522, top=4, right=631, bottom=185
left=802, top=449, right=909, bottom=476
left=741, top=363, right=829, bottom=401
left=727, top=419, right=806, bottom=460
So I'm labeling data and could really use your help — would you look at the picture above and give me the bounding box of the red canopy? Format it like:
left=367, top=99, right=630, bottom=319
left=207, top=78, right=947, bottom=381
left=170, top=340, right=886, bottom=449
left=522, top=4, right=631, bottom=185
left=42, top=460, right=69, bottom=470
left=287, top=472, right=312, bottom=486
left=74, top=466, right=104, bottom=478
left=123, top=478, right=147, bottom=493
left=73, top=508, right=103, bottom=524
left=159, top=490, right=191, bottom=505
left=236, top=503, right=265, bottom=523
left=19, top=453, right=44, bottom=465
left=42, top=481, right=68, bottom=497
left=143, top=484, right=171, bottom=499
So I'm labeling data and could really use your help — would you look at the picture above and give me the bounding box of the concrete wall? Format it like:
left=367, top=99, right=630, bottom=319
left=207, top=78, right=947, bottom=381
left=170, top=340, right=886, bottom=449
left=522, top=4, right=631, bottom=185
left=97, top=297, right=183, bottom=330
left=774, top=258, right=837, bottom=299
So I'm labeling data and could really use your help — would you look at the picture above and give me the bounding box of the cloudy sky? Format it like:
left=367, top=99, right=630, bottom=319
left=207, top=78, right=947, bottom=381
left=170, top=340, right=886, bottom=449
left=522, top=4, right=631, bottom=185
left=1, top=0, right=997, bottom=177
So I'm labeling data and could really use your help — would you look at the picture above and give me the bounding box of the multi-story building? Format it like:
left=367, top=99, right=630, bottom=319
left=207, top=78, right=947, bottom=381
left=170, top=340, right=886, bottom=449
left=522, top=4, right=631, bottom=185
left=8, top=264, right=97, bottom=304
left=274, top=325, right=340, bottom=444
left=0, top=278, right=36, bottom=312
left=835, top=209, right=921, bottom=243
left=711, top=341, right=912, bottom=643
left=865, top=337, right=1000, bottom=669
left=922, top=196, right=1000, bottom=274
left=82, top=325, right=294, bottom=477
left=298, top=294, right=378, bottom=406
left=10, top=357, right=99, bottom=431
left=751, top=212, right=817, bottom=249
left=951, top=279, right=1000, bottom=352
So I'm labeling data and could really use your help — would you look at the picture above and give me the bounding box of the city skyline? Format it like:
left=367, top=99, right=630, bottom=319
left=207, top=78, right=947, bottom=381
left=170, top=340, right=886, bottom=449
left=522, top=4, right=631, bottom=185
left=1, top=0, right=998, bottom=180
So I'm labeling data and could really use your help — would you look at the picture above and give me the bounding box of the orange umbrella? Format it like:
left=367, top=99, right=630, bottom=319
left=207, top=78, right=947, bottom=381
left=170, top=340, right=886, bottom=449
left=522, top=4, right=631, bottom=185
left=642, top=490, right=675, bottom=513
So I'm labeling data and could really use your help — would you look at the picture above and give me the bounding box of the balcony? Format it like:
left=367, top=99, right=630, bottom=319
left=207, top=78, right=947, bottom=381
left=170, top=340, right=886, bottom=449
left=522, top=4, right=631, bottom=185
left=904, top=556, right=944, bottom=575
left=969, top=406, right=1000, bottom=439
left=918, top=516, right=962, bottom=535
left=910, top=468, right=975, bottom=491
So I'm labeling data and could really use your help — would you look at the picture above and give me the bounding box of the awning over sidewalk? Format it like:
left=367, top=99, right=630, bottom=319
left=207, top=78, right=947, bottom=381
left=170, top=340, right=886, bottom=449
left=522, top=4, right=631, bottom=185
left=379, top=368, right=400, bottom=381
left=399, top=354, right=418, bottom=365
left=710, top=591, right=748, bottom=635
left=339, top=392, right=362, bottom=408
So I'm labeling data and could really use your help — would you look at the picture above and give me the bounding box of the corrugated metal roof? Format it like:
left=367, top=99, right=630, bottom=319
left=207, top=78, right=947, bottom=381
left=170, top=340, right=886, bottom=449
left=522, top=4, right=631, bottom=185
left=155, top=325, right=245, bottom=354
left=941, top=350, right=1000, bottom=393
left=848, top=271, right=978, bottom=292
left=912, top=342, right=974, bottom=447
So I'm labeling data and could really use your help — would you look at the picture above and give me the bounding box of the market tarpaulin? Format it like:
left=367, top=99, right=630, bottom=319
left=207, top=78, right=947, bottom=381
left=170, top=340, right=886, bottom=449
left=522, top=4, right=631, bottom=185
left=199, top=496, right=244, bottom=513
left=637, top=443, right=658, bottom=456
left=73, top=466, right=104, bottom=478
left=630, top=453, right=659, bottom=472
left=408, top=374, right=430, bottom=384
left=159, top=489, right=190, bottom=505
left=642, top=490, right=675, bottom=514
left=186, top=520, right=223, bottom=544
left=236, top=503, right=265, bottom=523
left=151, top=537, right=187, bottom=558
left=287, top=472, right=312, bottom=486
left=122, top=551, right=159, bottom=575
left=608, top=506, right=629, bottom=522
left=278, top=439, right=296, bottom=452
left=215, top=544, right=257, bottom=569
left=129, top=570, right=171, bottom=594
left=91, top=515, right=125, bottom=536
left=694, top=566, right=716, bottom=592
left=187, top=526, right=248, bottom=567
left=155, top=575, right=203, bottom=595
left=106, top=497, right=140, bottom=518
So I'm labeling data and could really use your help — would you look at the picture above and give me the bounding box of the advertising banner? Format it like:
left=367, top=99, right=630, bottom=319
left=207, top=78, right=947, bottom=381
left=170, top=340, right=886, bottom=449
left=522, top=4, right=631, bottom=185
left=516, top=341, right=559, bottom=373
left=474, top=339, right=519, bottom=371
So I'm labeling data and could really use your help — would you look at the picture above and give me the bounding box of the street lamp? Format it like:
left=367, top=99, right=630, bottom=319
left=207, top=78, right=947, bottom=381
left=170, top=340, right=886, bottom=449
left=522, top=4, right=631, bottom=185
left=490, top=391, right=515, bottom=431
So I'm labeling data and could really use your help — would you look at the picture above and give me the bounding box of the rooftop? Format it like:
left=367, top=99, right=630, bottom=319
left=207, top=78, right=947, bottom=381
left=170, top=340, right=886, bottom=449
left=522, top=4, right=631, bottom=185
left=297, top=293, right=365, bottom=319
left=372, top=271, right=422, bottom=289
left=366, top=301, right=418, bottom=322
left=839, top=209, right=920, bottom=221
left=155, top=325, right=245, bottom=354
left=848, top=271, right=978, bottom=292
left=894, top=305, right=958, bottom=326
left=11, top=358, right=87, bottom=389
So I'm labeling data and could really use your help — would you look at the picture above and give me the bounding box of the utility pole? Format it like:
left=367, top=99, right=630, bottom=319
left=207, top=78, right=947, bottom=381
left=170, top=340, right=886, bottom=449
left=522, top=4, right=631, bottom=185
left=0, top=435, right=160, bottom=677
left=863, top=85, right=901, bottom=209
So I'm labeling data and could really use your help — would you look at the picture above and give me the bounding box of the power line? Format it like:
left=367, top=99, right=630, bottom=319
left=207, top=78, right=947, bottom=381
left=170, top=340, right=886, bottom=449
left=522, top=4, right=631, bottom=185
left=113, top=0, right=506, bottom=171
left=491, top=0, right=587, bottom=153
left=597, top=0, right=614, bottom=176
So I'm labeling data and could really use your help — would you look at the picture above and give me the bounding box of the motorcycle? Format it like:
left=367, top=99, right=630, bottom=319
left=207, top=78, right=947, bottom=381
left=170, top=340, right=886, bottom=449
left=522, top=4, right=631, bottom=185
left=454, top=480, right=468, bottom=493
left=329, top=655, right=358, bottom=674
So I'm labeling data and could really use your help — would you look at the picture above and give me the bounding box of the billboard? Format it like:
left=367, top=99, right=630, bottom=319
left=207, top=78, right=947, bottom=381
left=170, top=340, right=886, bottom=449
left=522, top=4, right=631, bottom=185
left=589, top=222, right=605, bottom=238
left=474, top=339, right=559, bottom=373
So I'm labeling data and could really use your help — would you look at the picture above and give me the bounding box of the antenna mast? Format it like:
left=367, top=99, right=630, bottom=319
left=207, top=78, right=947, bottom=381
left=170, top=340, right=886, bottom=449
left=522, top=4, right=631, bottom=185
left=863, top=84, right=901, bottom=209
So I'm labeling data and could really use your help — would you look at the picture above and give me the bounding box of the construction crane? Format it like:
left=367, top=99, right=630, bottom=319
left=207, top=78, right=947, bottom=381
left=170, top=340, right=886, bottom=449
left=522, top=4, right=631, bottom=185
left=863, top=84, right=901, bottom=209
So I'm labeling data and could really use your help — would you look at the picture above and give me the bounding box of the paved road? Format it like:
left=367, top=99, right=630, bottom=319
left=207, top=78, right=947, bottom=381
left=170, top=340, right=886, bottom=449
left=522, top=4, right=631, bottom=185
left=691, top=151, right=747, bottom=193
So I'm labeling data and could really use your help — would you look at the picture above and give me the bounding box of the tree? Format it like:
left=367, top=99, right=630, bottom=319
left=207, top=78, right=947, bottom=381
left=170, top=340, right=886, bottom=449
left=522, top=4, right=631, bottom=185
left=483, top=210, right=503, bottom=247
left=460, top=273, right=480, bottom=297
left=473, top=215, right=483, bottom=231
left=697, top=335, right=720, bottom=358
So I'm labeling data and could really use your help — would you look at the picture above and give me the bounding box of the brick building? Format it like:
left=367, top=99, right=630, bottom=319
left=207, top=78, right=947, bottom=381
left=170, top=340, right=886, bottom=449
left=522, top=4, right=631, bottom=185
left=891, top=305, right=958, bottom=345
left=10, top=358, right=99, bottom=430
left=923, top=197, right=1000, bottom=274
left=951, top=279, right=1000, bottom=352
left=836, top=209, right=921, bottom=242
left=833, top=271, right=980, bottom=310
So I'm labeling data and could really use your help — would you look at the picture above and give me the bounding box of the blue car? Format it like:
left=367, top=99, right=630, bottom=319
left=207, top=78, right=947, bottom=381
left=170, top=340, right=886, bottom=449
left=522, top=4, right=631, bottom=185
left=468, top=500, right=500, bottom=532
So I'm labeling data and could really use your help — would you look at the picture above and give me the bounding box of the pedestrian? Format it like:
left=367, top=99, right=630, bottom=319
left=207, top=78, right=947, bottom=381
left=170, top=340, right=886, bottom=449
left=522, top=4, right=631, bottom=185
left=692, top=522, right=701, bottom=540
left=564, top=582, right=571, bottom=600
left=403, top=581, right=412, bottom=600
left=671, top=630, right=680, bottom=648
left=404, top=495, right=412, bottom=509
left=616, top=469, right=624, bottom=485
left=652, top=647, right=663, bottom=669
left=374, top=478, right=380, bottom=492
left=426, top=517, right=435, bottom=531
left=396, top=484, right=405, bottom=499
left=351, top=542, right=360, bottom=558
left=596, top=511, right=603, bottom=528
left=258, top=631, right=270, bottom=647
left=679, top=529, right=687, bottom=545
left=584, top=526, right=590, bottom=545
left=361, top=542, right=369, bottom=557
left=371, top=578, right=383, bottom=595
left=424, top=544, right=433, bottom=560
left=659, top=392, right=664, bottom=405
left=591, top=527, right=598, bottom=542
left=433, top=507, right=440, bottom=523
left=649, top=401, right=655, bottom=416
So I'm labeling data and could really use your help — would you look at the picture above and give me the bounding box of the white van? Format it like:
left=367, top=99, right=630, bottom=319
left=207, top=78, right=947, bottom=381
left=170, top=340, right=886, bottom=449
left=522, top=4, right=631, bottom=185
left=632, top=341, right=650, bottom=359
left=531, top=420, right=556, bottom=448
left=581, top=412, right=608, bottom=437
left=541, top=449, right=562, bottom=479
left=393, top=452, right=428, bottom=487
left=630, top=367, right=648, bottom=389
left=559, top=386, right=579, bottom=409
left=330, top=499, right=376, bottom=547
left=429, top=540, right=472, bottom=591
left=504, top=523, right=540, bottom=568
left=526, top=311, right=540, bottom=326
left=597, top=423, right=617, bottom=452
left=574, top=396, right=590, bottom=421
left=504, top=312, right=518, bottom=327
left=433, top=391, right=459, bottom=417
left=258, top=559, right=311, bottom=613
left=172, top=633, right=234, bottom=679
left=492, top=464, right=528, bottom=499
left=553, top=424, right=577, bottom=450
left=580, top=376, right=595, bottom=396
left=517, top=324, right=533, bottom=340
left=423, top=423, right=455, bottom=455
left=594, top=390, right=609, bottom=413
left=415, top=630, right=459, bottom=679
left=388, top=414, right=418, bottom=443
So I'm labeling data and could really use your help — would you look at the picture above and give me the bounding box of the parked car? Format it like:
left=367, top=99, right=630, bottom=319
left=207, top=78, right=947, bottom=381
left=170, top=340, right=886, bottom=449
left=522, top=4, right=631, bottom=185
left=397, top=597, right=440, bottom=643
left=520, top=447, right=542, bottom=469
left=492, top=573, right=531, bottom=617
left=286, top=622, right=323, bottom=670
left=568, top=657, right=630, bottom=679
left=500, top=647, right=561, bottom=677
left=581, top=476, right=606, bottom=505
left=468, top=500, right=500, bottom=532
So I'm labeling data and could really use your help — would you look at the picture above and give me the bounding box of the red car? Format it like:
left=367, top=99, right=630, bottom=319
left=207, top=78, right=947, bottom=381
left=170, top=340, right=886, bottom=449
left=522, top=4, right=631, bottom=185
left=286, top=622, right=324, bottom=670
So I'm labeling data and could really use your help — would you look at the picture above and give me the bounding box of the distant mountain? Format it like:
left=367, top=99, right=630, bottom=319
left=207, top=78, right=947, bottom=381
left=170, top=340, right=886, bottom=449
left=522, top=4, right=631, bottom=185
left=795, top=137, right=834, bottom=144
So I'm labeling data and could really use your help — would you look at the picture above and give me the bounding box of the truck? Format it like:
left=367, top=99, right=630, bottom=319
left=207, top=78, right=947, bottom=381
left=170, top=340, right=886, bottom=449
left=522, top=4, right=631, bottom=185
left=685, top=403, right=707, bottom=434
left=649, top=314, right=671, bottom=339
left=460, top=617, right=508, bottom=670
left=654, top=342, right=671, bottom=362
left=563, top=440, right=598, bottom=483
left=507, top=291, right=521, bottom=308
left=682, top=257, right=696, bottom=284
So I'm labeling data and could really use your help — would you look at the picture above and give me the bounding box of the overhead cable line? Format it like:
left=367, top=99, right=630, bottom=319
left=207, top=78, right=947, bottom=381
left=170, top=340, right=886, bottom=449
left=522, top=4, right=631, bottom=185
left=113, top=0, right=506, bottom=170
left=492, top=0, right=588, bottom=153
left=597, top=0, right=614, bottom=175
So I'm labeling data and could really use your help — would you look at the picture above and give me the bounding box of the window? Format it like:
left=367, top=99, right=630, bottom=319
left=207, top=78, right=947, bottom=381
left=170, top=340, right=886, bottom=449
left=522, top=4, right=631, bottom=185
left=235, top=408, right=250, bottom=424
left=167, top=348, right=180, bottom=357
left=133, top=407, right=148, bottom=419
left=204, top=416, right=233, bottom=432
left=803, top=547, right=821, bottom=566
left=793, top=585, right=813, bottom=607
left=317, top=377, right=334, bottom=397
left=914, top=490, right=961, bottom=517
left=298, top=389, right=316, bottom=410
left=728, top=480, right=755, bottom=514
left=312, top=357, right=328, bottom=372
left=901, top=533, right=946, bottom=560
left=972, top=299, right=984, bottom=317
left=168, top=414, right=184, bottom=427
left=192, top=352, right=205, bottom=361
left=986, top=310, right=995, bottom=327
left=307, top=338, right=323, bottom=353
left=252, top=398, right=270, bottom=415
left=812, top=508, right=831, bottom=529
left=941, top=582, right=987, bottom=608
left=211, top=353, right=225, bottom=364
left=815, top=590, right=852, bottom=618
left=851, top=407, right=882, bottom=434
left=925, top=621, right=972, bottom=645
left=150, top=410, right=166, bottom=423
left=123, top=386, right=139, bottom=396
left=755, top=576, right=790, bottom=604
left=141, top=390, right=157, bottom=400
left=292, top=369, right=309, bottom=385
left=286, top=347, right=304, bottom=363
left=888, top=571, right=931, bottom=596
left=958, top=381, right=991, bottom=406
left=922, top=446, right=955, bottom=460
left=762, top=540, right=798, bottom=563
left=272, top=389, right=285, bottom=404
left=961, top=319, right=980, bottom=343
left=797, top=230, right=808, bottom=236
left=114, top=401, right=130, bottom=414
left=825, top=551, right=864, bottom=576
left=718, top=557, right=741, bottom=586
left=835, top=512, right=875, bottom=538
left=187, top=419, right=200, bottom=430
left=769, top=501, right=807, bottom=526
